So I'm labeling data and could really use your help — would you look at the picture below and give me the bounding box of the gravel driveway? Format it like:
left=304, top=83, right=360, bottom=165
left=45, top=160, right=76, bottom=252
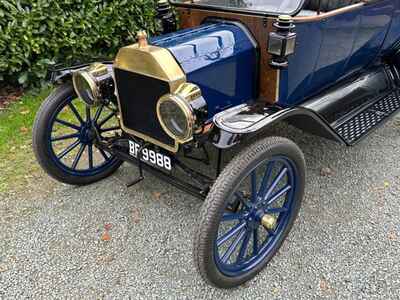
left=1, top=117, right=399, bottom=299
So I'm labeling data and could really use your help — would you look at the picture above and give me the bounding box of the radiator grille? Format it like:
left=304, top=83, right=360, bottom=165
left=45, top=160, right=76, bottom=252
left=114, top=68, right=176, bottom=150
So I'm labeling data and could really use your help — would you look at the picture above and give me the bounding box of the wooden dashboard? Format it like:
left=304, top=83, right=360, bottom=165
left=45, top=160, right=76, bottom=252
left=177, top=8, right=279, bottom=104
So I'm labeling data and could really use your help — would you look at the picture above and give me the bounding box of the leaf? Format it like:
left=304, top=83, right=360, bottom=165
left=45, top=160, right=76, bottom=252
left=17, top=72, right=28, bottom=85
left=131, top=207, right=140, bottom=224
left=96, top=254, right=114, bottom=264
left=271, top=287, right=280, bottom=295
left=20, top=109, right=30, bottom=115
left=152, top=191, right=161, bottom=200
left=0, top=264, right=8, bottom=273
left=319, top=279, right=330, bottom=292
left=101, top=231, right=111, bottom=242
left=320, top=167, right=333, bottom=177
left=20, top=126, right=29, bottom=133
left=388, top=230, right=397, bottom=241
left=384, top=181, right=390, bottom=188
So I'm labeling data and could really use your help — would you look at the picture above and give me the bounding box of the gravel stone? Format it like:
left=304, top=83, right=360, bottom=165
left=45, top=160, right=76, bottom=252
left=0, top=116, right=399, bottom=299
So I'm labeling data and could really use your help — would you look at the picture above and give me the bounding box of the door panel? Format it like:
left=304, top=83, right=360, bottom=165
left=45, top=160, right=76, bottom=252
left=278, top=22, right=324, bottom=105
left=381, top=0, right=400, bottom=53
left=279, top=1, right=393, bottom=107
left=312, top=11, right=360, bottom=90
left=346, top=0, right=392, bottom=70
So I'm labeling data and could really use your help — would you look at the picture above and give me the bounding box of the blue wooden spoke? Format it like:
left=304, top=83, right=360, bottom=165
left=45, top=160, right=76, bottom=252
left=253, top=228, right=258, bottom=255
left=101, top=126, right=120, bottom=133
left=222, top=212, right=242, bottom=222
left=55, top=118, right=80, bottom=131
left=265, top=207, right=289, bottom=214
left=93, top=105, right=104, bottom=122
left=68, top=103, right=84, bottom=124
left=221, top=229, right=246, bottom=264
left=71, top=144, right=86, bottom=170
left=263, top=167, right=288, bottom=202
left=217, top=222, right=246, bottom=247
left=250, top=170, right=257, bottom=203
left=51, top=133, right=80, bottom=142
left=98, top=112, right=115, bottom=128
left=264, top=226, right=276, bottom=237
left=88, top=144, right=93, bottom=169
left=97, top=147, right=110, bottom=161
left=236, top=230, right=251, bottom=263
left=258, top=161, right=275, bottom=198
left=267, top=185, right=292, bottom=206
left=57, top=140, right=80, bottom=160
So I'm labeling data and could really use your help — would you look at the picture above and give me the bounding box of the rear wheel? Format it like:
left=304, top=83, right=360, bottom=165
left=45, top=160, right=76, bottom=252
left=194, top=137, right=305, bottom=288
left=32, top=83, right=122, bottom=185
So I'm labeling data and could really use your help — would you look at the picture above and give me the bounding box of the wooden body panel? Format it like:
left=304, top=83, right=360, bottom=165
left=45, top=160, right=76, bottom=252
left=177, top=8, right=278, bottom=103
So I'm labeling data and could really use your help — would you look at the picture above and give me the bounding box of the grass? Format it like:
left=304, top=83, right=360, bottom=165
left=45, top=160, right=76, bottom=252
left=0, top=88, right=51, bottom=194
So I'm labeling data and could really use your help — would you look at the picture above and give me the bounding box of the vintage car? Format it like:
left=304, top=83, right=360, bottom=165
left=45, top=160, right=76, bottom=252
left=32, top=0, right=400, bottom=288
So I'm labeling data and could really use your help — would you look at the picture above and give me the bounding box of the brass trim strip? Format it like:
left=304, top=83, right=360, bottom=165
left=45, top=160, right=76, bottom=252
left=275, top=69, right=280, bottom=102
left=293, top=3, right=364, bottom=23
left=120, top=123, right=179, bottom=153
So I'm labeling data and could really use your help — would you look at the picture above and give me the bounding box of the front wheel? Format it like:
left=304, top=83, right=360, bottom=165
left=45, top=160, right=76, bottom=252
left=32, top=83, right=123, bottom=185
left=194, top=137, right=306, bottom=288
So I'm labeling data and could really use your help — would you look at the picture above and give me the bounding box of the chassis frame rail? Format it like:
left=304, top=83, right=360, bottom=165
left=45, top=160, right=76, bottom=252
left=96, top=141, right=211, bottom=200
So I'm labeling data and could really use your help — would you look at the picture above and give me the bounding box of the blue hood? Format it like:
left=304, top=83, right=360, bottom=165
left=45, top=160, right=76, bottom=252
left=151, top=22, right=258, bottom=118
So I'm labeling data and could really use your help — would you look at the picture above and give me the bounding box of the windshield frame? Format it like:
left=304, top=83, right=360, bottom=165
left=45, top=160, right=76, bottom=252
left=169, top=0, right=306, bottom=17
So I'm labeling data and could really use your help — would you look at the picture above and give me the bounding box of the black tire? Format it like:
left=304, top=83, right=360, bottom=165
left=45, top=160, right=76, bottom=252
left=32, top=83, right=122, bottom=185
left=194, top=136, right=306, bottom=288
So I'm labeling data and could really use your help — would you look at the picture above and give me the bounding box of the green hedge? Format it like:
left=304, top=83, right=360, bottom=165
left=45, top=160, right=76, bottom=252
left=0, top=0, right=158, bottom=87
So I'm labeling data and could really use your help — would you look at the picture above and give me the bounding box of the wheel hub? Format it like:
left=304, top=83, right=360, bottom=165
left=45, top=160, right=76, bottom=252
left=243, top=202, right=277, bottom=230
left=261, top=214, right=277, bottom=230
left=80, top=124, right=96, bottom=144
left=243, top=204, right=263, bottom=229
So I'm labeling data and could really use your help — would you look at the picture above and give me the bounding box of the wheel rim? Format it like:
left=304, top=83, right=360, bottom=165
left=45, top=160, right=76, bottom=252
left=47, top=95, right=120, bottom=176
left=214, top=156, right=298, bottom=277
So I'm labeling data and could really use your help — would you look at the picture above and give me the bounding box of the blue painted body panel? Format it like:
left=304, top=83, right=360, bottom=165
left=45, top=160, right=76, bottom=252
left=381, top=0, right=400, bottom=53
left=151, top=1, right=400, bottom=114
left=278, top=0, right=394, bottom=107
left=151, top=23, right=257, bottom=118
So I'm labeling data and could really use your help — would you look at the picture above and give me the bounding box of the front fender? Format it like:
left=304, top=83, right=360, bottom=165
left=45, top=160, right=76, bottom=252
left=49, top=61, right=113, bottom=83
left=212, top=104, right=346, bottom=148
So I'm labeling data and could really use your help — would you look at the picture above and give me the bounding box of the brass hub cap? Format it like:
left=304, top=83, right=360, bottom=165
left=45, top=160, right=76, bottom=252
left=261, top=214, right=277, bottom=230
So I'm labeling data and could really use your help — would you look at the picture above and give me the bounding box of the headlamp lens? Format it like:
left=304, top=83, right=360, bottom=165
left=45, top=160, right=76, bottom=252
left=72, top=71, right=96, bottom=106
left=158, top=97, right=190, bottom=140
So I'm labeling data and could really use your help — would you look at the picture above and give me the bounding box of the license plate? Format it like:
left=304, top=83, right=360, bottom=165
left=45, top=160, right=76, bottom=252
left=128, top=140, right=172, bottom=171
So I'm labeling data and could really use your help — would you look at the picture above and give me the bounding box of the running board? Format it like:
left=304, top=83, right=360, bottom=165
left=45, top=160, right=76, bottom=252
left=332, top=90, right=400, bottom=145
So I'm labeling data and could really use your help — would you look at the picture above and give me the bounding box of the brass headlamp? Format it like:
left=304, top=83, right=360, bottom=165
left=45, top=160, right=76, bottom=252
left=156, top=83, right=207, bottom=143
left=72, top=63, right=114, bottom=106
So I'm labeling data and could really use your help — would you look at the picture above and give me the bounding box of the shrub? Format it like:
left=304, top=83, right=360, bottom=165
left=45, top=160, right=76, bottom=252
left=0, top=0, right=157, bottom=87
